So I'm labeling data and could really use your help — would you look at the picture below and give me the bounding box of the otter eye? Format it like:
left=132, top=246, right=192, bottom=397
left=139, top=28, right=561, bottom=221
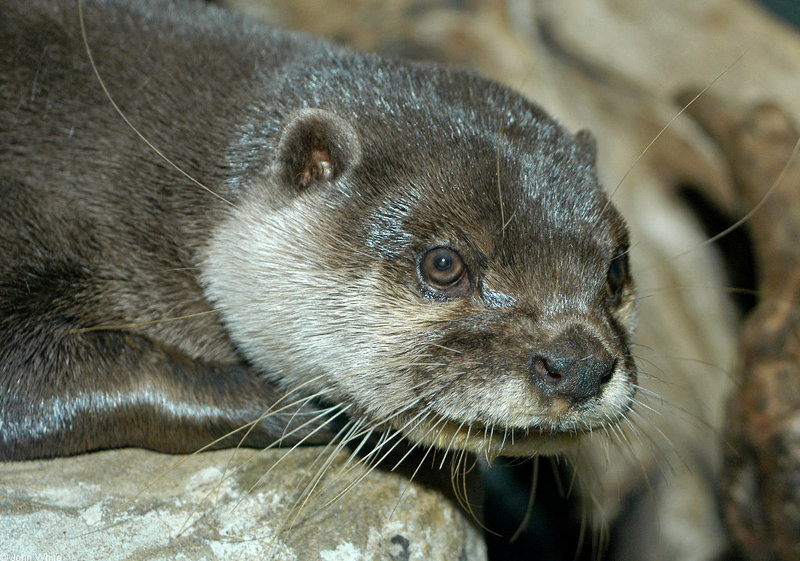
left=420, top=247, right=467, bottom=290
left=605, top=250, right=629, bottom=305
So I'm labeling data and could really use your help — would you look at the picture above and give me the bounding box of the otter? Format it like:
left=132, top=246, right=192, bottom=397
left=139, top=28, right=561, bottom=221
left=0, top=0, right=636, bottom=462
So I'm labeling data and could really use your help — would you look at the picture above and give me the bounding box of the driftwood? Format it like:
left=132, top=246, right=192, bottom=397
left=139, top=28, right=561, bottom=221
left=682, top=93, right=800, bottom=561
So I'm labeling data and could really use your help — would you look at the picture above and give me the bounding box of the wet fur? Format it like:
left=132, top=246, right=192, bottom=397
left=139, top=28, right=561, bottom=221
left=0, top=0, right=636, bottom=463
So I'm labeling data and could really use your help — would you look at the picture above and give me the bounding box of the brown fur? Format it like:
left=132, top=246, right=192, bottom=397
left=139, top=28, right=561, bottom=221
left=0, top=0, right=636, bottom=461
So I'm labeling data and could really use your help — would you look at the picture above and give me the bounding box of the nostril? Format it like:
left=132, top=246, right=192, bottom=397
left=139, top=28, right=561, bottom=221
left=531, top=355, right=561, bottom=386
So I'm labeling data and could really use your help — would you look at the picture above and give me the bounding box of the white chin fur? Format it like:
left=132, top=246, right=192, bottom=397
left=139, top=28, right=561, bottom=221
left=202, top=190, right=634, bottom=457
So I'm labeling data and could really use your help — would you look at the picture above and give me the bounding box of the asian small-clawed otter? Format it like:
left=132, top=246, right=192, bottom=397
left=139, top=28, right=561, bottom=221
left=0, top=0, right=637, bottom=462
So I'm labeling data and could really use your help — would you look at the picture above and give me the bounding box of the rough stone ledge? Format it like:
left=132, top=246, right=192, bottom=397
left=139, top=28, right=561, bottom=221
left=0, top=447, right=486, bottom=561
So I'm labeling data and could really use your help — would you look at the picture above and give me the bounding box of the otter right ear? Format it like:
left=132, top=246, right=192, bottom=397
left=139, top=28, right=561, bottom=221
left=274, top=109, right=361, bottom=190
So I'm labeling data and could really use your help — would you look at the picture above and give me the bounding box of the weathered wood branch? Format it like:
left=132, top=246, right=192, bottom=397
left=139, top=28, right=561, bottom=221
left=682, top=91, right=800, bottom=561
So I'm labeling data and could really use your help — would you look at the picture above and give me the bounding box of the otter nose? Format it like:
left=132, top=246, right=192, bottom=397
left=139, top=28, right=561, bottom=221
left=529, top=328, right=615, bottom=401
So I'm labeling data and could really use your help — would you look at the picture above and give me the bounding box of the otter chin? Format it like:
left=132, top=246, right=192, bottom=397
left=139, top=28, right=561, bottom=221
left=398, top=416, right=588, bottom=459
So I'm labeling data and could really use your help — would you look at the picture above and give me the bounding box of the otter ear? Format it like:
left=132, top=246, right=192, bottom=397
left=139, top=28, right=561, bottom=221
left=575, top=129, right=597, bottom=166
left=274, top=108, right=361, bottom=190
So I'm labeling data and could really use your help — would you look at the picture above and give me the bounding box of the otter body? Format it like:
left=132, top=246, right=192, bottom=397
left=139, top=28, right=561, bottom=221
left=0, top=0, right=636, bottom=461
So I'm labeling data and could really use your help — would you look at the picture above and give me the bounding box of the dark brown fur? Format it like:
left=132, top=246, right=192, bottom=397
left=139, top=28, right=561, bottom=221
left=0, top=0, right=636, bottom=461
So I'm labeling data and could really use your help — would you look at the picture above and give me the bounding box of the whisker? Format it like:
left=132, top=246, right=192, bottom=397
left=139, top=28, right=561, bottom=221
left=668, top=133, right=800, bottom=263
left=496, top=118, right=507, bottom=237
left=176, top=400, right=345, bottom=535
left=602, top=53, right=744, bottom=212
left=239, top=404, right=354, bottom=503
left=427, top=342, right=464, bottom=354
left=510, top=456, right=539, bottom=543
left=78, top=0, right=237, bottom=208
left=64, top=309, right=220, bottom=333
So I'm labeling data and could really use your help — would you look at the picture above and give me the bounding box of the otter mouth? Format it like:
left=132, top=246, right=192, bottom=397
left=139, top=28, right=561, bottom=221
left=399, top=415, right=586, bottom=459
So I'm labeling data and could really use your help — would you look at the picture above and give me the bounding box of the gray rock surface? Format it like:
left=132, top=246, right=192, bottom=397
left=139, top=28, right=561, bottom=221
left=0, top=448, right=486, bottom=560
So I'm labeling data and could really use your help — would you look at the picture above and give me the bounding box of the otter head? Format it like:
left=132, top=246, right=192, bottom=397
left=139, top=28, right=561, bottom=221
left=204, top=91, right=636, bottom=459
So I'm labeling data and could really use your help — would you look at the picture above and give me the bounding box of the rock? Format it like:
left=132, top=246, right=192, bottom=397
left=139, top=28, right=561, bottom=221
left=0, top=448, right=486, bottom=560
